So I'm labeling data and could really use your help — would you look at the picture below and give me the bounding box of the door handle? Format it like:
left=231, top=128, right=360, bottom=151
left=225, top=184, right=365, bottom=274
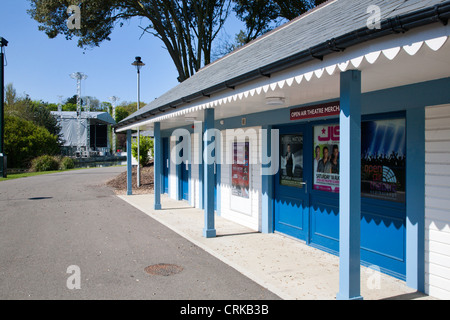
left=166, top=159, right=169, bottom=168
left=300, top=181, right=307, bottom=194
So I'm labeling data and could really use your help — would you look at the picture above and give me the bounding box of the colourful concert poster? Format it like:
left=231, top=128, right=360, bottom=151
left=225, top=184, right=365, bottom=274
left=231, top=142, right=250, bottom=198
left=361, top=118, right=406, bottom=202
left=313, top=124, right=340, bottom=193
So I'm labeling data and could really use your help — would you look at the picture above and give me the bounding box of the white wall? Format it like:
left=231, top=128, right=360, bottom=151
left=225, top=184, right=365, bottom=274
left=190, top=132, right=199, bottom=208
left=219, top=126, right=262, bottom=231
left=425, top=104, right=450, bottom=300
left=165, top=125, right=263, bottom=232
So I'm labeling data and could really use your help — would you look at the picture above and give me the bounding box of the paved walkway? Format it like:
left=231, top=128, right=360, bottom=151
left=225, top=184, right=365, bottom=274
left=118, top=193, right=433, bottom=300
left=0, top=167, right=280, bottom=300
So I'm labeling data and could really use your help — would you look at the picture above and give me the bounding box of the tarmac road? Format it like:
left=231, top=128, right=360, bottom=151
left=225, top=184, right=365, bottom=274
left=0, top=166, right=281, bottom=300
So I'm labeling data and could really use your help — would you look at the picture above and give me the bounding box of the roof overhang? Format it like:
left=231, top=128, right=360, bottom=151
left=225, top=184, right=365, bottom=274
left=115, top=1, right=450, bottom=132
left=116, top=22, right=450, bottom=133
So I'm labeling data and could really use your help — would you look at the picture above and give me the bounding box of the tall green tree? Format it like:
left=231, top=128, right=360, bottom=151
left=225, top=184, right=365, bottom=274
left=4, top=115, right=60, bottom=168
left=29, top=100, right=62, bottom=137
left=65, top=95, right=78, bottom=105
left=114, top=106, right=131, bottom=123
left=28, top=0, right=231, bottom=83
left=5, top=83, right=62, bottom=140
left=232, top=0, right=326, bottom=44
left=62, top=103, right=77, bottom=112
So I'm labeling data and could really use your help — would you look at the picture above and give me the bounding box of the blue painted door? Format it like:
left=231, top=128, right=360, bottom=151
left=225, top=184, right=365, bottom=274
left=274, top=124, right=311, bottom=241
left=274, top=119, right=406, bottom=279
left=360, top=199, right=406, bottom=279
left=162, top=137, right=169, bottom=194
left=310, top=186, right=406, bottom=279
left=308, top=117, right=406, bottom=279
left=308, top=122, right=341, bottom=252
left=181, top=161, right=189, bottom=201
left=177, top=136, right=189, bottom=202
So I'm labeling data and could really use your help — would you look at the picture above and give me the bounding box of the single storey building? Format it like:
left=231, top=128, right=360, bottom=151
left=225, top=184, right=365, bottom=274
left=115, top=0, right=450, bottom=300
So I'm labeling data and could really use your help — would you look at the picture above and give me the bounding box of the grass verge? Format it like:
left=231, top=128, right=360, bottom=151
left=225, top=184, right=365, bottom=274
left=0, top=165, right=125, bottom=182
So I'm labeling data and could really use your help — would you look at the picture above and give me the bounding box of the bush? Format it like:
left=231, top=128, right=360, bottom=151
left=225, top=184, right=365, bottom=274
left=60, top=157, right=75, bottom=170
left=4, top=115, right=60, bottom=168
left=31, top=155, right=60, bottom=172
left=132, top=136, right=154, bottom=167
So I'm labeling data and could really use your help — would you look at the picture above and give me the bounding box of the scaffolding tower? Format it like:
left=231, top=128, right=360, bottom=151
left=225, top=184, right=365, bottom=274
left=69, top=72, right=88, bottom=156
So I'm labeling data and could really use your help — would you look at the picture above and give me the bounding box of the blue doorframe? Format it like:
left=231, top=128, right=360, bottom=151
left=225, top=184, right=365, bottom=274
left=162, top=137, right=169, bottom=194
left=405, top=107, right=425, bottom=291
left=181, top=162, right=189, bottom=201
left=177, top=136, right=190, bottom=201
left=178, top=159, right=189, bottom=201
left=308, top=118, right=342, bottom=254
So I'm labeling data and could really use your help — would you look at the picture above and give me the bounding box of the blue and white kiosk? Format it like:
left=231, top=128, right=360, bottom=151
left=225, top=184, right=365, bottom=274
left=116, top=0, right=450, bottom=300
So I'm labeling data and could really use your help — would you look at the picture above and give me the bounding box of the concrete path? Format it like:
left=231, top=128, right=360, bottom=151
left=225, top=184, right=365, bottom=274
left=118, top=192, right=434, bottom=300
left=0, top=167, right=280, bottom=300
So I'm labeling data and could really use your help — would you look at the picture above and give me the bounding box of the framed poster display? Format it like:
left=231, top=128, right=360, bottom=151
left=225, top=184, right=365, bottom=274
left=313, top=124, right=340, bottom=193
left=280, top=134, right=304, bottom=188
left=361, top=118, right=406, bottom=202
left=231, top=142, right=250, bottom=199
left=230, top=141, right=252, bottom=215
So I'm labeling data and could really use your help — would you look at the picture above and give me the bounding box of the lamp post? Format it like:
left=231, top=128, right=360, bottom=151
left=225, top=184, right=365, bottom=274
left=109, top=96, right=120, bottom=155
left=132, top=56, right=145, bottom=187
left=0, top=37, right=8, bottom=178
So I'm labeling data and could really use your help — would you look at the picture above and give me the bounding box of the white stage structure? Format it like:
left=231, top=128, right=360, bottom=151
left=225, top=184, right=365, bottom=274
left=51, top=111, right=116, bottom=157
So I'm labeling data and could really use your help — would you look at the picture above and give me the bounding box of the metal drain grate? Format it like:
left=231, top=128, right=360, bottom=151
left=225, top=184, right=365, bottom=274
left=144, top=264, right=184, bottom=276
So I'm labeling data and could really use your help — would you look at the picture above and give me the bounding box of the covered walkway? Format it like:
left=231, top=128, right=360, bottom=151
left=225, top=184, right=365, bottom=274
left=118, top=193, right=433, bottom=300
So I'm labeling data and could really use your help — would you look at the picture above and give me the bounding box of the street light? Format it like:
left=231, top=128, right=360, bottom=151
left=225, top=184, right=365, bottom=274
left=0, top=37, right=8, bottom=178
left=132, top=56, right=145, bottom=187
left=109, top=96, right=120, bottom=155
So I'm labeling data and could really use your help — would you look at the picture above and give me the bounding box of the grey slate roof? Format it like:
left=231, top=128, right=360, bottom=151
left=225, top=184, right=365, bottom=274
left=119, top=0, right=449, bottom=127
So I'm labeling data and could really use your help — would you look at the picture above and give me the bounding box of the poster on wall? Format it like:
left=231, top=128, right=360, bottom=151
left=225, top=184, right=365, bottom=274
left=280, top=134, right=304, bottom=187
left=361, top=118, right=406, bottom=202
left=231, top=142, right=250, bottom=199
left=313, top=124, right=340, bottom=193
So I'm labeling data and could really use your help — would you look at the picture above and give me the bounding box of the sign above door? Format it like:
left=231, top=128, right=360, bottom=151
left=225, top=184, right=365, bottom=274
left=290, top=101, right=340, bottom=121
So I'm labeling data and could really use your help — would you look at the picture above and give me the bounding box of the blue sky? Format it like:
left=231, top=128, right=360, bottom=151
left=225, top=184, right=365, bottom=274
left=0, top=0, right=244, bottom=105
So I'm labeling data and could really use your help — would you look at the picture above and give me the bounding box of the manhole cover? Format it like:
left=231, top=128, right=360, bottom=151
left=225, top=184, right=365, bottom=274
left=144, top=264, right=183, bottom=276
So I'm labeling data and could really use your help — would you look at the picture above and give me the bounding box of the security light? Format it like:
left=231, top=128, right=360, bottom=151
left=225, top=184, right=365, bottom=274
left=0, top=37, right=8, bottom=47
